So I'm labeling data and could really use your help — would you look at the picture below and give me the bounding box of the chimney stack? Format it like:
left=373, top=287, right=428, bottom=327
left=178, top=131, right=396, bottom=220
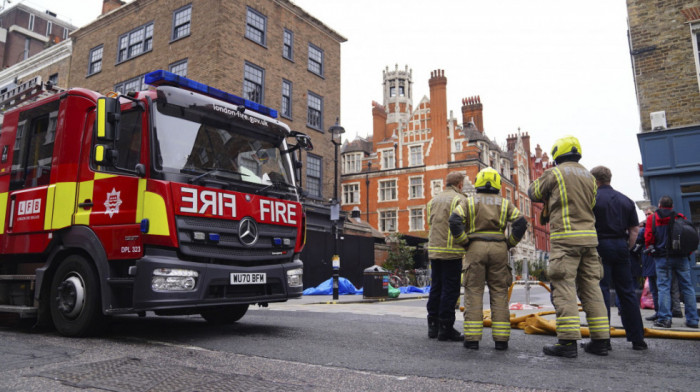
left=461, top=96, right=484, bottom=133
left=427, top=69, right=448, bottom=165
left=102, top=0, right=125, bottom=16
left=372, top=101, right=388, bottom=142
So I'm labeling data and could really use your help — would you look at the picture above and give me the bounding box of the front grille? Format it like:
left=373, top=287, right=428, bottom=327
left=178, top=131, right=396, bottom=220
left=206, top=278, right=284, bottom=298
left=176, top=215, right=297, bottom=262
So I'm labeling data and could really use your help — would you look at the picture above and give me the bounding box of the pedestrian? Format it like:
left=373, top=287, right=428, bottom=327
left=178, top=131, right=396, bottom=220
left=425, top=171, right=468, bottom=341
left=590, top=165, right=648, bottom=351
left=636, top=207, right=684, bottom=321
left=449, top=167, right=527, bottom=351
left=528, top=135, right=610, bottom=358
left=644, top=196, right=699, bottom=329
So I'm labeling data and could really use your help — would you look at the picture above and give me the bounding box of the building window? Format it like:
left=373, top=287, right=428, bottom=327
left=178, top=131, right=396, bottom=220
left=243, top=62, right=264, bottom=104
left=63, top=27, right=69, bottom=39
left=379, top=210, right=397, bottom=232
left=115, top=74, right=147, bottom=94
left=88, top=45, right=103, bottom=76
left=409, top=208, right=424, bottom=231
left=381, top=149, right=395, bottom=170
left=692, top=23, right=700, bottom=91
left=431, top=179, right=443, bottom=196
left=117, top=22, right=154, bottom=62
left=172, top=5, right=192, bottom=40
left=46, top=21, right=52, bottom=36
left=308, top=43, right=324, bottom=76
left=281, top=79, right=292, bottom=118
left=342, top=152, right=363, bottom=174
left=28, top=14, right=35, bottom=31
left=283, top=29, right=293, bottom=60
left=409, top=145, right=423, bottom=166
left=245, top=7, right=266, bottom=46
left=506, top=189, right=512, bottom=202
left=23, top=38, right=30, bottom=60
left=378, top=179, right=397, bottom=201
left=306, top=154, right=322, bottom=198
left=342, top=183, right=360, bottom=205
left=48, top=73, right=58, bottom=85
left=454, top=141, right=462, bottom=152
left=169, top=59, right=188, bottom=77
left=409, top=176, right=423, bottom=199
left=307, top=91, right=323, bottom=131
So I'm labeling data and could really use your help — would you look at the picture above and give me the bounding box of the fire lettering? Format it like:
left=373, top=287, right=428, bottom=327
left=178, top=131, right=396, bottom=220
left=259, top=199, right=297, bottom=224
left=180, top=187, right=236, bottom=217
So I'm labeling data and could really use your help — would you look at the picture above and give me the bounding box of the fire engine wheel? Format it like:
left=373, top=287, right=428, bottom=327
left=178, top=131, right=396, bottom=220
left=49, top=255, right=104, bottom=337
left=200, top=304, right=249, bottom=325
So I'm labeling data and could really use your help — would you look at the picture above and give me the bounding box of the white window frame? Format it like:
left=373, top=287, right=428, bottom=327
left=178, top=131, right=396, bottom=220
left=379, top=209, right=398, bottom=233
left=342, top=152, right=363, bottom=174
left=409, top=144, right=423, bottom=166
left=409, top=207, right=424, bottom=232
left=46, top=21, right=52, bottom=36
left=380, top=148, right=395, bottom=170
left=692, top=22, right=700, bottom=92
left=408, top=175, right=424, bottom=199
left=342, top=182, right=360, bottom=205
left=28, top=14, right=35, bottom=31
left=378, top=178, right=398, bottom=202
left=431, top=179, right=443, bottom=197
left=454, top=141, right=462, bottom=152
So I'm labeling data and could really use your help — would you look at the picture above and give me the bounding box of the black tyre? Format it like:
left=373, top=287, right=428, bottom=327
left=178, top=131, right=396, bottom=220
left=49, top=255, right=105, bottom=337
left=200, top=304, right=249, bottom=324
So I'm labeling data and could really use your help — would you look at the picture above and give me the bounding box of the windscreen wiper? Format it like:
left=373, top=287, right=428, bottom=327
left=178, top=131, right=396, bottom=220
left=185, top=168, right=249, bottom=184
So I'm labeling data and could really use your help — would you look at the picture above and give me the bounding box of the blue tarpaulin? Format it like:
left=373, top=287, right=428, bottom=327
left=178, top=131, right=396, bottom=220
left=302, top=277, right=361, bottom=295
left=302, top=277, right=431, bottom=296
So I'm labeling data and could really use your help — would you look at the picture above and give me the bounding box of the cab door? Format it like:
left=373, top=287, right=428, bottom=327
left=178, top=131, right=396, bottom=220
left=74, top=103, right=145, bottom=260
left=3, top=101, right=60, bottom=254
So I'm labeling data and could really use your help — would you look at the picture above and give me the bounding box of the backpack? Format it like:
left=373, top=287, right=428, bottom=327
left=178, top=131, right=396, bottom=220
left=653, top=212, right=700, bottom=256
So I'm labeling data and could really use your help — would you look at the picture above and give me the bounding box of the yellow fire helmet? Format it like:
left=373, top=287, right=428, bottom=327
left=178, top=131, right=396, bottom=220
left=474, top=167, right=501, bottom=191
left=551, top=135, right=582, bottom=161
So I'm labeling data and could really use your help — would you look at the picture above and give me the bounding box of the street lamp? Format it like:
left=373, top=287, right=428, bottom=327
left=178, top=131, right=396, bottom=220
left=329, top=119, right=345, bottom=301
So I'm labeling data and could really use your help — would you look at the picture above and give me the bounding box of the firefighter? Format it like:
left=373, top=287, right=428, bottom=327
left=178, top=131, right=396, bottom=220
left=528, top=136, right=610, bottom=358
left=426, top=171, right=468, bottom=341
left=449, top=167, right=527, bottom=350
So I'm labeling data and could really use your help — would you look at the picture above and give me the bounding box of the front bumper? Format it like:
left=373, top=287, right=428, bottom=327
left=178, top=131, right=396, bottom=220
left=130, top=253, right=303, bottom=311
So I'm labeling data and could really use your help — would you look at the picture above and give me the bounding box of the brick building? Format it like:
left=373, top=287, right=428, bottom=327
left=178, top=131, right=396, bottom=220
left=629, top=1, right=700, bottom=236
left=0, top=3, right=75, bottom=93
left=340, top=66, right=546, bottom=262
left=528, top=143, right=551, bottom=260
left=68, top=0, right=346, bottom=205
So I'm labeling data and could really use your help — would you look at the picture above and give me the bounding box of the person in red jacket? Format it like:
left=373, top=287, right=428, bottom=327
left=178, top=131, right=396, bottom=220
left=644, top=196, right=699, bottom=329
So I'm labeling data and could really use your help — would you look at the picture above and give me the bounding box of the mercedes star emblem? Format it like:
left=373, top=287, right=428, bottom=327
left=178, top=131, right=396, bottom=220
left=238, top=217, right=259, bottom=246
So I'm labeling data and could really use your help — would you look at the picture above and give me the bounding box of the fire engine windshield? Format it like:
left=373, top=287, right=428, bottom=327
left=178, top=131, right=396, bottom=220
left=152, top=87, right=295, bottom=191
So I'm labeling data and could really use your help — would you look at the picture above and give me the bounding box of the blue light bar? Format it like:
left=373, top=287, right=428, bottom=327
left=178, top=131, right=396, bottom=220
left=144, top=70, right=278, bottom=119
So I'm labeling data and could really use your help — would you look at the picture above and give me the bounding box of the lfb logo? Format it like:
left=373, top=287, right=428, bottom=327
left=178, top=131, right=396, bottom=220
left=18, top=199, right=41, bottom=216
left=104, top=188, right=123, bottom=218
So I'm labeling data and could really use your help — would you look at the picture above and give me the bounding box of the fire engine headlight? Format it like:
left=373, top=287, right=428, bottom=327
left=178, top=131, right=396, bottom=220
left=152, top=269, right=199, bottom=292
left=286, top=268, right=303, bottom=287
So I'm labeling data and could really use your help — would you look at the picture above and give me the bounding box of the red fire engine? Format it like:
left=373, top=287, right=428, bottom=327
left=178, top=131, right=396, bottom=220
left=0, top=70, right=312, bottom=336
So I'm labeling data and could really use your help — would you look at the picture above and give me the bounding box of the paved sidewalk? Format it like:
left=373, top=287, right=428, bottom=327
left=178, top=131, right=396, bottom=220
left=284, top=286, right=700, bottom=333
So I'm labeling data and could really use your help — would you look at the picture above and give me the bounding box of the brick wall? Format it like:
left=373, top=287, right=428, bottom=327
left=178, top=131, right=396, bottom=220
left=627, top=0, right=700, bottom=131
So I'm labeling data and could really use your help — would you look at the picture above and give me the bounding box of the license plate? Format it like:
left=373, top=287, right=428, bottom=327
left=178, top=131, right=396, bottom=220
left=230, top=273, right=266, bottom=285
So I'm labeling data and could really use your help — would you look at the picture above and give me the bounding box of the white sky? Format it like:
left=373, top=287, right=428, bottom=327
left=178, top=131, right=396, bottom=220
left=19, top=0, right=646, bottom=216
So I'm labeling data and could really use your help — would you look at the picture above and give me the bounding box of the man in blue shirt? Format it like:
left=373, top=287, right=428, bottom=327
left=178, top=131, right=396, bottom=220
left=590, top=166, right=647, bottom=351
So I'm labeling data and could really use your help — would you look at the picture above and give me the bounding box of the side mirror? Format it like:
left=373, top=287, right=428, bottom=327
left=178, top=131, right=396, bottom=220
left=96, top=97, right=120, bottom=141
left=295, top=134, right=313, bottom=151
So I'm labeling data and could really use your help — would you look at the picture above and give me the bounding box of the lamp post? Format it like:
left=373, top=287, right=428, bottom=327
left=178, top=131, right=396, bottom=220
left=365, top=161, right=372, bottom=222
left=329, top=119, right=345, bottom=301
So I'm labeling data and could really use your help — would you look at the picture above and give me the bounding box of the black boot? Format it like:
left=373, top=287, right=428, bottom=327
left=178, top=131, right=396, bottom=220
left=543, top=340, right=577, bottom=358
left=581, top=339, right=609, bottom=356
left=437, top=319, right=463, bottom=341
left=463, top=340, right=479, bottom=350
left=495, top=341, right=508, bottom=351
left=427, top=316, right=438, bottom=339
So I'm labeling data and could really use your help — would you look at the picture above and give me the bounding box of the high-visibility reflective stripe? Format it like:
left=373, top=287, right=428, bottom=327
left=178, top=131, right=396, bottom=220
left=446, top=196, right=460, bottom=249
left=533, top=179, right=542, bottom=199
left=468, top=198, right=475, bottom=233
left=510, top=207, right=521, bottom=220
left=135, top=178, right=146, bottom=222
left=552, top=168, right=571, bottom=231
left=550, top=230, right=598, bottom=239
left=74, top=180, right=94, bottom=225
left=591, top=178, right=597, bottom=209
left=44, top=185, right=55, bottom=230
left=473, top=231, right=503, bottom=235
left=499, top=199, right=507, bottom=230
left=144, top=191, right=169, bottom=235
left=97, top=98, right=106, bottom=138
left=51, top=182, right=76, bottom=229
left=0, top=192, right=7, bottom=234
